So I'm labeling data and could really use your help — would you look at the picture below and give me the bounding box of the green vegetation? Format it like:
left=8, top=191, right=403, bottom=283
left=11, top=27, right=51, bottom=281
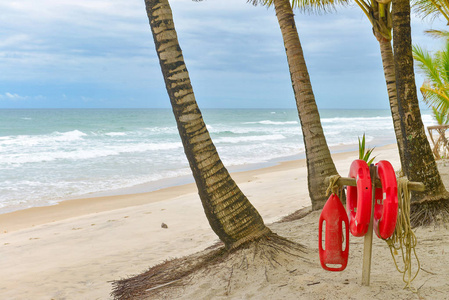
left=358, top=133, right=376, bottom=165
left=413, top=41, right=449, bottom=125
left=413, top=0, right=449, bottom=23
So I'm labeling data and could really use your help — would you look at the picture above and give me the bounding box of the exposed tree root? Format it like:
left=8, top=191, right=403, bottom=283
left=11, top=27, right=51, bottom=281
left=111, top=233, right=308, bottom=300
left=410, top=199, right=449, bottom=228
left=110, top=243, right=225, bottom=300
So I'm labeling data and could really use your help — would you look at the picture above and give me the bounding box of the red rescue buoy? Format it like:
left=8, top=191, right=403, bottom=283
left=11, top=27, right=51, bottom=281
left=319, top=193, right=350, bottom=272
left=346, top=159, right=372, bottom=237
left=374, top=160, right=398, bottom=239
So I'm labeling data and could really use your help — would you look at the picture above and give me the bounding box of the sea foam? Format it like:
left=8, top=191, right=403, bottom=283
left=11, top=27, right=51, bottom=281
left=0, top=108, right=435, bottom=214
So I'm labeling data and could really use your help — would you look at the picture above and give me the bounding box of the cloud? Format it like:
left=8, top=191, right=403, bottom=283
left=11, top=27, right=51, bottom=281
left=0, top=34, right=31, bottom=49
left=0, top=92, right=46, bottom=102
left=0, top=92, right=27, bottom=100
left=0, top=0, right=447, bottom=109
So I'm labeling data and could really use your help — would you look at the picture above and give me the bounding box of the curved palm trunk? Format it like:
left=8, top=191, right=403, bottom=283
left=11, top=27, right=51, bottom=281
left=361, top=0, right=407, bottom=169
left=392, top=0, right=449, bottom=202
left=377, top=38, right=406, bottom=166
left=272, top=0, right=338, bottom=210
left=144, top=0, right=271, bottom=249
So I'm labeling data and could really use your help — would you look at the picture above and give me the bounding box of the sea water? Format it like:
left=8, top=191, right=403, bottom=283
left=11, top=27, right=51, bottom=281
left=0, top=108, right=436, bottom=214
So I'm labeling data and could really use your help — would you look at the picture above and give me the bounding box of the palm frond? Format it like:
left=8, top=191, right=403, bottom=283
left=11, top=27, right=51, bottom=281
left=421, top=84, right=449, bottom=113
left=413, top=0, right=449, bottom=23
left=414, top=41, right=449, bottom=117
left=353, top=0, right=371, bottom=18
left=247, top=0, right=272, bottom=7
left=424, top=29, right=449, bottom=39
left=431, top=106, right=449, bottom=124
left=290, top=0, right=349, bottom=14
left=438, top=41, right=449, bottom=81
left=413, top=45, right=444, bottom=87
left=251, top=0, right=350, bottom=13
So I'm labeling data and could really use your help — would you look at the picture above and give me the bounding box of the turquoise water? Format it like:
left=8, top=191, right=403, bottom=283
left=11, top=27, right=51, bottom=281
left=0, top=108, right=436, bottom=213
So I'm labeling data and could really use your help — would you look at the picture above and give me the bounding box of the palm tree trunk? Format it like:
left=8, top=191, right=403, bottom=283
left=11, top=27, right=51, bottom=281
left=377, top=38, right=406, bottom=167
left=363, top=1, right=407, bottom=168
left=391, top=0, right=449, bottom=202
left=272, top=0, right=338, bottom=210
left=144, top=0, right=271, bottom=249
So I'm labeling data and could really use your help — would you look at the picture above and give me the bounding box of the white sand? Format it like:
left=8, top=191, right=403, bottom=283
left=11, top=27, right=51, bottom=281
left=1, top=144, right=447, bottom=299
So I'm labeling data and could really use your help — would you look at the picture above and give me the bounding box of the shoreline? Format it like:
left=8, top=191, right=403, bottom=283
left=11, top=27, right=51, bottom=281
left=0, top=135, right=397, bottom=216
left=0, top=144, right=399, bottom=234
left=0, top=144, right=403, bottom=299
left=65, top=139, right=398, bottom=199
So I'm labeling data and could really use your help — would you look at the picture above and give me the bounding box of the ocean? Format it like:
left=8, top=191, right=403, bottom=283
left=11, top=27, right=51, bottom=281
left=0, top=108, right=436, bottom=214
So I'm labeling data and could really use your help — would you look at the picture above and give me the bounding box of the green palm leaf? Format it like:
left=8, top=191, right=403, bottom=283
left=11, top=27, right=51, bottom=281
left=432, top=106, right=449, bottom=124
left=413, top=40, right=449, bottom=123
left=358, top=133, right=376, bottom=165
left=413, top=0, right=449, bottom=23
left=413, top=45, right=443, bottom=87
left=424, top=29, right=449, bottom=40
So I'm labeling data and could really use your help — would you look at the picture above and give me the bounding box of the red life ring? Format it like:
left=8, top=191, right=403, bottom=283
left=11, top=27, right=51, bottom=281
left=346, top=159, right=372, bottom=237
left=374, top=160, right=398, bottom=239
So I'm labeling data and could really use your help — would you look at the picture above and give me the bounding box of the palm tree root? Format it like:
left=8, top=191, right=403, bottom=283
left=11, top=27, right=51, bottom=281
left=410, top=199, right=449, bottom=228
left=110, top=233, right=308, bottom=300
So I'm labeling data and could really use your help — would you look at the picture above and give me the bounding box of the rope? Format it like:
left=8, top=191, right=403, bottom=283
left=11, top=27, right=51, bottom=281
left=326, top=175, right=342, bottom=198
left=385, top=177, right=420, bottom=291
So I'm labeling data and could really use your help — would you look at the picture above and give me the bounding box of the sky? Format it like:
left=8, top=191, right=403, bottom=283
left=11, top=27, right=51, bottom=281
left=0, top=0, right=447, bottom=109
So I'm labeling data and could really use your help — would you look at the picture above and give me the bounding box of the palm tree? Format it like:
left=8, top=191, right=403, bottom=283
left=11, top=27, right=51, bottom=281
left=350, top=0, right=406, bottom=164
left=413, top=41, right=449, bottom=158
left=144, top=0, right=271, bottom=249
left=412, top=0, right=449, bottom=117
left=413, top=41, right=449, bottom=117
left=392, top=0, right=449, bottom=225
left=252, top=0, right=341, bottom=210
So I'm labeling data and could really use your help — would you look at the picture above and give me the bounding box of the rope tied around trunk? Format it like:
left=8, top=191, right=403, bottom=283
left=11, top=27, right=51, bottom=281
left=385, top=177, right=420, bottom=291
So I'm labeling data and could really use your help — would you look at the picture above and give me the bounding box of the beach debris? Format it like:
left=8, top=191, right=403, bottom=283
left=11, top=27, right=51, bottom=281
left=161, top=223, right=168, bottom=229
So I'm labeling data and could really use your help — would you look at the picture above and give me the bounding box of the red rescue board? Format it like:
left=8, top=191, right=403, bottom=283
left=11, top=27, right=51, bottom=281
left=319, top=193, right=350, bottom=272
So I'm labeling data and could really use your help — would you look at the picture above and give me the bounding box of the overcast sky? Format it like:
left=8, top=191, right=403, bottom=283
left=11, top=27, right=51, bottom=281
left=0, top=0, right=447, bottom=109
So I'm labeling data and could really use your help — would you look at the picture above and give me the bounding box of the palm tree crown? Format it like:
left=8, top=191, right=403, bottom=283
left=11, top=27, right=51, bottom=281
left=354, top=0, right=392, bottom=41
left=249, top=0, right=347, bottom=12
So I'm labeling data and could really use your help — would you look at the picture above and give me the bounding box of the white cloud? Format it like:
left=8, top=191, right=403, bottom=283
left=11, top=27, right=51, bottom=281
left=0, top=0, right=447, bottom=108
left=0, top=93, right=27, bottom=100
left=0, top=34, right=31, bottom=49
left=0, top=93, right=46, bottom=101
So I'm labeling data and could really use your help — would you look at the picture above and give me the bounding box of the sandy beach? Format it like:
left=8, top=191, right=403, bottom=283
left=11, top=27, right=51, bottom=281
left=1, top=144, right=448, bottom=299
